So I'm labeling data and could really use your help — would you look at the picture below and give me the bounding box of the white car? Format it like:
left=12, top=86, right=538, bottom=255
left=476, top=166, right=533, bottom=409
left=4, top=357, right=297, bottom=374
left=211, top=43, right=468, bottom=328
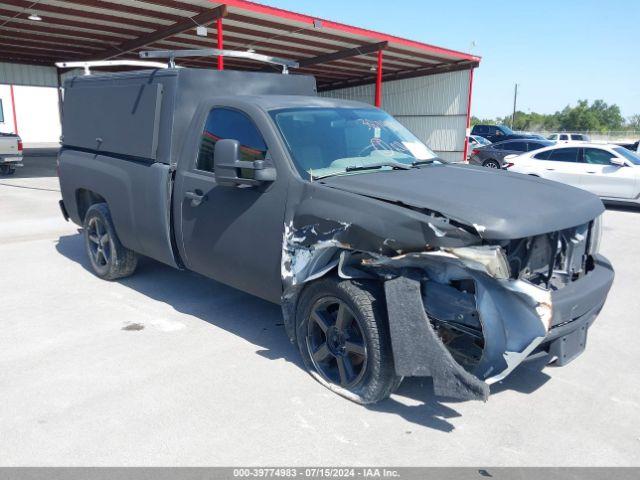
left=547, top=133, right=590, bottom=142
left=505, top=143, right=640, bottom=205
left=0, top=133, right=23, bottom=175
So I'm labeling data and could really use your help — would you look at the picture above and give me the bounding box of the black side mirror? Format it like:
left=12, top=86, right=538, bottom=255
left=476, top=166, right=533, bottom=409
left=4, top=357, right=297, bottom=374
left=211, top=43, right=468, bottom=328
left=213, top=139, right=277, bottom=187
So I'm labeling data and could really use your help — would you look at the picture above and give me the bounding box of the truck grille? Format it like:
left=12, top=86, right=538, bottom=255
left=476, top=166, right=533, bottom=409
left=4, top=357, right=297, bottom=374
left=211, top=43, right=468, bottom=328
left=499, top=220, right=597, bottom=290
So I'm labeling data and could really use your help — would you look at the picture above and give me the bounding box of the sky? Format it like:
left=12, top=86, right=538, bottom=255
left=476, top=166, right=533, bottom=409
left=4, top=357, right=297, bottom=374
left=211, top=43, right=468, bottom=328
left=257, top=0, right=640, bottom=120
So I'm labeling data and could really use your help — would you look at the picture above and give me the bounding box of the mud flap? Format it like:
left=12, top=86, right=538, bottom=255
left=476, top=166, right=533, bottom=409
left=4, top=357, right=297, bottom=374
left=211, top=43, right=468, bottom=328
left=384, top=274, right=489, bottom=401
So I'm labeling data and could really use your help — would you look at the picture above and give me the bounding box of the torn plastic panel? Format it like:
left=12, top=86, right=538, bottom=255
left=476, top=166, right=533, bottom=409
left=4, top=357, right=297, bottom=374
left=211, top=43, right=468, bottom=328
left=279, top=182, right=570, bottom=400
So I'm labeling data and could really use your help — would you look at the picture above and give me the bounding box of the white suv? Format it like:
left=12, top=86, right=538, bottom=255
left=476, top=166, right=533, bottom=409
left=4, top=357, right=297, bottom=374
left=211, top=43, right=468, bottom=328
left=547, top=133, right=590, bottom=142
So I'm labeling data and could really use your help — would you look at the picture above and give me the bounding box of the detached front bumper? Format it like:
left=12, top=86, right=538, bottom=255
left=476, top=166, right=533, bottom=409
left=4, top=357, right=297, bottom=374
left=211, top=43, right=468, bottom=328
left=384, top=254, right=614, bottom=401
left=536, top=254, right=614, bottom=365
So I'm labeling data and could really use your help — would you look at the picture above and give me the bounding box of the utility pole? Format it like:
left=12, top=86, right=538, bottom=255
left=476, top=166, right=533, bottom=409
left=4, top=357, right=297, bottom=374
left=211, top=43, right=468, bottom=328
left=511, top=83, right=519, bottom=129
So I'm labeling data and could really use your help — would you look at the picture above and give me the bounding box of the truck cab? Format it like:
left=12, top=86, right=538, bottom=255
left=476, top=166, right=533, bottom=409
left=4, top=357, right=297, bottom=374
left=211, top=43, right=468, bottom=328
left=57, top=63, right=614, bottom=405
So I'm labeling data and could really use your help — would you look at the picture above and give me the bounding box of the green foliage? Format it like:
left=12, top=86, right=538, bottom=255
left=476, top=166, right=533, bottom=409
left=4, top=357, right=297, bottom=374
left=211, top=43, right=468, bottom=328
left=473, top=99, right=633, bottom=132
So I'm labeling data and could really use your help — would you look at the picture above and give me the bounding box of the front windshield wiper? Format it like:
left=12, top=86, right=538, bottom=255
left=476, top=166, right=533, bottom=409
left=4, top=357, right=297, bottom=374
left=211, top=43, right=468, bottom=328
left=345, top=161, right=412, bottom=172
left=412, top=157, right=445, bottom=166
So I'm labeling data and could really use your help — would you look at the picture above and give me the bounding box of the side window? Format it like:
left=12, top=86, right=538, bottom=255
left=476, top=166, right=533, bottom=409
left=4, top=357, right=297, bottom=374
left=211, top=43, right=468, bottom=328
left=546, top=148, right=580, bottom=162
left=508, top=141, right=528, bottom=152
left=548, top=134, right=558, bottom=140
left=534, top=149, right=553, bottom=160
left=571, top=134, right=584, bottom=141
left=0, top=98, right=4, bottom=123
left=196, top=108, right=268, bottom=173
left=474, top=125, right=487, bottom=134
left=583, top=148, right=613, bottom=165
left=559, top=134, right=569, bottom=141
left=527, top=142, right=545, bottom=151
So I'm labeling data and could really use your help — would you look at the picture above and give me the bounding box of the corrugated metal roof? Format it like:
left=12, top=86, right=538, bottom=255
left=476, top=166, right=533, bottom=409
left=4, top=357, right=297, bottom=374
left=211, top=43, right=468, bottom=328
left=0, top=0, right=480, bottom=91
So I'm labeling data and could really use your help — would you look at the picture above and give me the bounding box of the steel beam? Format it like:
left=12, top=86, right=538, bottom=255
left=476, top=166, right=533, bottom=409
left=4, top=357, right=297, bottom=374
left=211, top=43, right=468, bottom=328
left=97, top=5, right=228, bottom=60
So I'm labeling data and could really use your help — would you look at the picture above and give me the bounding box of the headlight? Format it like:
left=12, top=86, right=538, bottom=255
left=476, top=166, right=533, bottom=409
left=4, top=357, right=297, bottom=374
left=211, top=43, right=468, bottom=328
left=444, top=245, right=511, bottom=280
left=588, top=214, right=603, bottom=256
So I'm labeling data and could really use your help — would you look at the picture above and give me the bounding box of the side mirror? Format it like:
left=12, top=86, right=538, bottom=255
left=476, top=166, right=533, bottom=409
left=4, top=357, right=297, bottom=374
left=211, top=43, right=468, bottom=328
left=610, top=157, right=626, bottom=167
left=213, top=139, right=277, bottom=186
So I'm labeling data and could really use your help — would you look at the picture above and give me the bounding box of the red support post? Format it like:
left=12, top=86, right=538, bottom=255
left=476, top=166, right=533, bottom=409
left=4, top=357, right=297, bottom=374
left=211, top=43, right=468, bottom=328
left=462, top=68, right=475, bottom=162
left=9, top=84, right=18, bottom=135
left=374, top=49, right=383, bottom=107
left=217, top=18, right=224, bottom=70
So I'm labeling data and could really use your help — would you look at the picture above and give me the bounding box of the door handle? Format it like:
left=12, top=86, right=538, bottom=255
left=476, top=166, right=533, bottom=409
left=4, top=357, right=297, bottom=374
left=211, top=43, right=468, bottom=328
left=185, top=190, right=205, bottom=207
left=587, top=171, right=597, bottom=174
left=545, top=168, right=555, bottom=171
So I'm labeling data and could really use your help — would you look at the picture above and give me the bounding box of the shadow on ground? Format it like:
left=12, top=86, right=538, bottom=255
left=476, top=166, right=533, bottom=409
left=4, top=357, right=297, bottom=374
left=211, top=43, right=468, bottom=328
left=55, top=232, right=554, bottom=430
left=1, top=155, right=58, bottom=179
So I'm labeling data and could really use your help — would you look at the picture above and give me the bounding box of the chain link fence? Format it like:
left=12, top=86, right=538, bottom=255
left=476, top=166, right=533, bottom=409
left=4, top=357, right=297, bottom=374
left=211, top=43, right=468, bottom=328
left=527, top=130, right=640, bottom=143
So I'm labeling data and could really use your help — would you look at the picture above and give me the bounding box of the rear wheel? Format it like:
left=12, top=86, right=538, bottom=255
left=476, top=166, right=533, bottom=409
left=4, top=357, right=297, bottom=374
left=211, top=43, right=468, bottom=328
left=483, top=159, right=501, bottom=169
left=0, top=165, right=16, bottom=175
left=83, top=203, right=138, bottom=280
left=296, top=277, right=401, bottom=404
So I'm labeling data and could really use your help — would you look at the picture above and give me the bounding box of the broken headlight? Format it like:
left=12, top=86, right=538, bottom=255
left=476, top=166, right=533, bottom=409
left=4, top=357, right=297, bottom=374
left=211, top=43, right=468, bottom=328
left=445, top=245, right=511, bottom=280
left=588, top=214, right=603, bottom=256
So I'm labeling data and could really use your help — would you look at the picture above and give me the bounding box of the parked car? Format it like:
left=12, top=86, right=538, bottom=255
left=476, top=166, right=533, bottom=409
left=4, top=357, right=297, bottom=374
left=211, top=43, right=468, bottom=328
left=547, top=133, right=591, bottom=142
left=469, top=139, right=554, bottom=168
left=471, top=124, right=534, bottom=143
left=506, top=143, right=640, bottom=206
left=57, top=63, right=613, bottom=404
left=0, top=132, right=23, bottom=175
left=615, top=140, right=639, bottom=154
left=466, top=135, right=490, bottom=159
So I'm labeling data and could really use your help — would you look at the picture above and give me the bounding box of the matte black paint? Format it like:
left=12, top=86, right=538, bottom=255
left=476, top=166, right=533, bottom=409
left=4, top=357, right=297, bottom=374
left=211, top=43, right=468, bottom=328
left=58, top=67, right=614, bottom=402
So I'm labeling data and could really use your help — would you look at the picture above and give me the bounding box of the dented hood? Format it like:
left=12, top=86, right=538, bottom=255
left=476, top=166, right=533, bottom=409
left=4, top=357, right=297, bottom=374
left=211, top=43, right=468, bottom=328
left=320, top=164, right=604, bottom=240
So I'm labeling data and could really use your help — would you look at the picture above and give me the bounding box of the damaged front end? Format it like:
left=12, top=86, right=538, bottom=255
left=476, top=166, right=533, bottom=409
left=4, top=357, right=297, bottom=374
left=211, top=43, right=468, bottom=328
left=281, top=182, right=613, bottom=401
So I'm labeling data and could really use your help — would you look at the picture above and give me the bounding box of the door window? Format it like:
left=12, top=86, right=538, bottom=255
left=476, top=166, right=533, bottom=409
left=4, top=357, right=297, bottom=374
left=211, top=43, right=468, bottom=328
left=508, top=141, right=528, bottom=152
left=196, top=108, right=268, bottom=173
left=0, top=98, right=4, bottom=123
left=546, top=148, right=580, bottom=162
left=583, top=148, right=614, bottom=165
left=559, top=134, right=569, bottom=141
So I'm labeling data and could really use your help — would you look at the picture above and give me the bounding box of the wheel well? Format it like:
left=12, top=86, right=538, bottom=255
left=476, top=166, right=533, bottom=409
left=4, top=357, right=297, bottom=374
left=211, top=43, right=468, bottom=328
left=76, top=189, right=106, bottom=222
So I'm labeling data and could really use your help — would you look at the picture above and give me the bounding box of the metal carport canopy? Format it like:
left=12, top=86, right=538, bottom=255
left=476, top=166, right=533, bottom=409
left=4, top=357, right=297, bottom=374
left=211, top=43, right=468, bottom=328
left=0, top=0, right=480, bottom=94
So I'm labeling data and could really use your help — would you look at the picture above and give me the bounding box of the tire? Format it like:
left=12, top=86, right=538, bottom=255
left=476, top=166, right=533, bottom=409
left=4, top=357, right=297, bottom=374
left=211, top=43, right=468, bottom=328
left=482, top=159, right=501, bottom=169
left=83, top=203, right=138, bottom=280
left=296, top=277, right=401, bottom=404
left=0, top=165, right=15, bottom=175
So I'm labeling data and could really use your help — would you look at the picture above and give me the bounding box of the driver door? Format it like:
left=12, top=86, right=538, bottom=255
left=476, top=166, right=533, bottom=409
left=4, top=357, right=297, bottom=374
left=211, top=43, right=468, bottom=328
left=174, top=106, right=288, bottom=303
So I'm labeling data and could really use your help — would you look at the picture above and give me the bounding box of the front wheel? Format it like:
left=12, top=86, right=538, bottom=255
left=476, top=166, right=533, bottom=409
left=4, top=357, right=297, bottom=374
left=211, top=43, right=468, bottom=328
left=83, top=203, right=138, bottom=280
left=482, top=159, right=501, bottom=169
left=296, top=277, right=401, bottom=404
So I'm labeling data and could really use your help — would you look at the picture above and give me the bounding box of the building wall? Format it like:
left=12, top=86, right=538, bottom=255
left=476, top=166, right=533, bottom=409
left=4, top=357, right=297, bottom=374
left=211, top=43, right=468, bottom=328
left=320, top=70, right=471, bottom=163
left=0, top=63, right=62, bottom=145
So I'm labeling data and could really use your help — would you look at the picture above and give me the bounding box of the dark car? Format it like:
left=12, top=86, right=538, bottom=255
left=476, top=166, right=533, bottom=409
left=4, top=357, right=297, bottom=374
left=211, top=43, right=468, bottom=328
left=471, top=124, right=534, bottom=143
left=57, top=62, right=613, bottom=405
left=469, top=139, right=554, bottom=168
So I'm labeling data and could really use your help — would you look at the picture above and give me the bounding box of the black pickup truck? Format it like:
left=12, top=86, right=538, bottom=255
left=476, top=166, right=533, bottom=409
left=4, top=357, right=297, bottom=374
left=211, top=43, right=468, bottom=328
left=58, top=66, right=614, bottom=404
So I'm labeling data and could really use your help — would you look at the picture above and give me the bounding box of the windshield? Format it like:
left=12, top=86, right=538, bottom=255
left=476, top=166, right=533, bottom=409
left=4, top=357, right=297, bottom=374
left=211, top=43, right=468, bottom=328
left=270, top=107, right=439, bottom=179
left=614, top=146, right=640, bottom=165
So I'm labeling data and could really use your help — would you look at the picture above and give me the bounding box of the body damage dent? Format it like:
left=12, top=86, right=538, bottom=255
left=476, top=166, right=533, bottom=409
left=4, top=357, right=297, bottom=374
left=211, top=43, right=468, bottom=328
left=279, top=182, right=554, bottom=400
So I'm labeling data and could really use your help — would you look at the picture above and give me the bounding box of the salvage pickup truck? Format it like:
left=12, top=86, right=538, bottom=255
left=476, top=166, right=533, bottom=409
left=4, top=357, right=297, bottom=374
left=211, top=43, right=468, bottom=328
left=57, top=60, right=614, bottom=404
left=0, top=132, right=23, bottom=175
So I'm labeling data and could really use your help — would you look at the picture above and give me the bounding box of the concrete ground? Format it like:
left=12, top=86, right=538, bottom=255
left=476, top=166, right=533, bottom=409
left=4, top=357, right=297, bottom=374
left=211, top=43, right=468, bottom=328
left=1, top=156, right=639, bottom=466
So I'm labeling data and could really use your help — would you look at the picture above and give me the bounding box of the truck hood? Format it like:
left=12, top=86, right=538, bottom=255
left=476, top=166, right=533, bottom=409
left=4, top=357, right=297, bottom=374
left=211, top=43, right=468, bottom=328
left=319, top=163, right=604, bottom=240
